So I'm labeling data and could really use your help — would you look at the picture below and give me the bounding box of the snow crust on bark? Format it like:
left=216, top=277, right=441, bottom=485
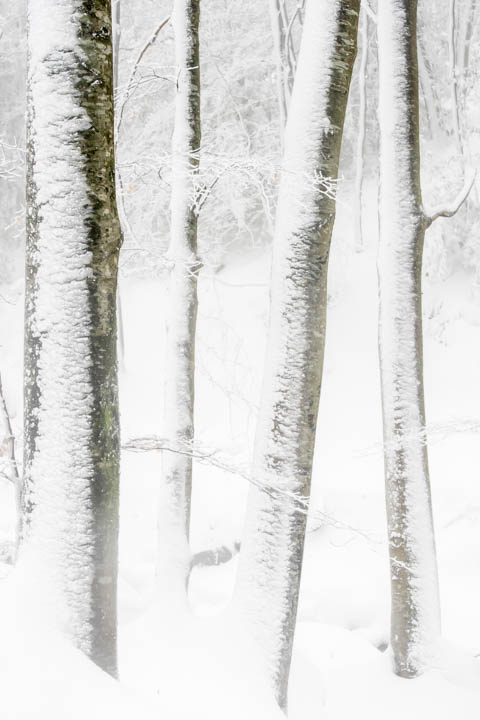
left=233, top=0, right=359, bottom=709
left=158, top=0, right=200, bottom=601
left=21, top=0, right=120, bottom=676
left=377, top=0, right=441, bottom=678
left=354, top=6, right=368, bottom=249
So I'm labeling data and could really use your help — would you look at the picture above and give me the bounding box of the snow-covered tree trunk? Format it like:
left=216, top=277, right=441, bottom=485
left=377, top=0, right=441, bottom=678
left=112, top=0, right=126, bottom=370
left=448, top=0, right=464, bottom=156
left=22, top=0, right=121, bottom=676
left=158, top=0, right=200, bottom=600
left=269, top=0, right=289, bottom=143
left=354, top=4, right=369, bottom=249
left=458, top=0, right=476, bottom=80
left=417, top=38, right=441, bottom=140
left=234, top=0, right=359, bottom=709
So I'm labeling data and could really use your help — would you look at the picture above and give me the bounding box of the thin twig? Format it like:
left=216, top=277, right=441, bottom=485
left=115, top=15, right=171, bottom=141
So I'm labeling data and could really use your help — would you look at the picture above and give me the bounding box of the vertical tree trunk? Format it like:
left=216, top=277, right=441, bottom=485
left=234, top=0, right=359, bottom=709
left=448, top=0, right=464, bottom=156
left=417, top=39, right=440, bottom=140
left=269, top=0, right=289, bottom=145
left=158, top=0, right=200, bottom=600
left=377, top=0, right=441, bottom=678
left=112, top=0, right=126, bottom=369
left=354, top=4, right=368, bottom=249
left=460, top=0, right=476, bottom=79
left=22, top=0, right=121, bottom=677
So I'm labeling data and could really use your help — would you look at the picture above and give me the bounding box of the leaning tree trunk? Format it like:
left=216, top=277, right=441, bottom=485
left=233, top=0, right=359, bottom=710
left=377, top=0, right=441, bottom=678
left=158, top=0, right=201, bottom=600
left=22, top=0, right=121, bottom=677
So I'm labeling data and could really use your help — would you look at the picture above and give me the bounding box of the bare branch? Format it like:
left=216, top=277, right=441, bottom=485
left=122, top=435, right=379, bottom=544
left=115, top=15, right=171, bottom=140
left=425, top=170, right=476, bottom=226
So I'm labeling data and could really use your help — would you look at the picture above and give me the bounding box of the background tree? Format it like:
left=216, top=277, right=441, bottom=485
left=158, top=0, right=201, bottom=600
left=234, top=0, right=360, bottom=709
left=21, top=0, right=121, bottom=676
left=377, top=0, right=472, bottom=677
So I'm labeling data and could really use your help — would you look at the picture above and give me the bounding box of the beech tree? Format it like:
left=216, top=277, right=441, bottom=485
left=21, top=0, right=121, bottom=676
left=377, top=0, right=472, bottom=677
left=268, top=0, right=304, bottom=143
left=354, top=3, right=369, bottom=249
left=157, top=0, right=201, bottom=599
left=234, top=0, right=360, bottom=709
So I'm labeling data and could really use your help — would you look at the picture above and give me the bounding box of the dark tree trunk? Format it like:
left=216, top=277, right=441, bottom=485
left=23, top=0, right=121, bottom=677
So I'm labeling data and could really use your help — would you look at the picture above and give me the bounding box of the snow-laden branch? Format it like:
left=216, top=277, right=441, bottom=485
left=123, top=435, right=378, bottom=544
left=425, top=170, right=476, bottom=226
left=115, top=15, right=171, bottom=140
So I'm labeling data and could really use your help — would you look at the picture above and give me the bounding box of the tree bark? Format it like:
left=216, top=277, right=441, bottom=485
left=448, top=0, right=464, bottom=156
left=112, top=0, right=126, bottom=370
left=158, top=0, right=201, bottom=600
left=377, top=0, right=441, bottom=678
left=22, top=0, right=121, bottom=677
left=269, top=0, right=289, bottom=145
left=233, top=0, right=359, bottom=709
left=354, top=4, right=368, bottom=249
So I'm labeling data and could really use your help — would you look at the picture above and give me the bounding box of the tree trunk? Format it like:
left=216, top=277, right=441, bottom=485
left=158, top=0, right=201, bottom=600
left=354, top=4, right=368, bottom=249
left=269, top=0, right=289, bottom=145
left=233, top=0, right=359, bottom=709
left=22, top=0, right=121, bottom=677
left=377, top=0, right=441, bottom=678
left=417, top=38, right=441, bottom=140
left=448, top=0, right=464, bottom=156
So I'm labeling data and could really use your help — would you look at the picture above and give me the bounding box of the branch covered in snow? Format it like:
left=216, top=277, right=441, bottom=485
left=115, top=15, right=171, bottom=140
left=122, top=435, right=378, bottom=544
left=425, top=170, right=476, bottom=226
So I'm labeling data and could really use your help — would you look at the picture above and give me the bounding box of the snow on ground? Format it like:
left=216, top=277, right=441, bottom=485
left=1, top=185, right=480, bottom=717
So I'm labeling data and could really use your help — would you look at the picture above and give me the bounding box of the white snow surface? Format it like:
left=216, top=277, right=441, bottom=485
left=1, top=183, right=480, bottom=716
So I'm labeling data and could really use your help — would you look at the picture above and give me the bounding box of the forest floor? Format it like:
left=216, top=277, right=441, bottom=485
left=1, top=185, right=480, bottom=718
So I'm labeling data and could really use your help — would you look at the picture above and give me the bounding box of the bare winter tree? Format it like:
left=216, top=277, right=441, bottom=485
left=234, top=0, right=360, bottom=709
left=158, top=0, right=201, bottom=599
left=21, top=0, right=121, bottom=676
left=354, top=2, right=369, bottom=249
left=377, top=0, right=473, bottom=678
left=269, top=0, right=304, bottom=146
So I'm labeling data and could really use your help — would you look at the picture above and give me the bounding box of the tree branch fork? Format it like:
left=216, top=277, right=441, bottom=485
left=423, top=169, right=476, bottom=227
